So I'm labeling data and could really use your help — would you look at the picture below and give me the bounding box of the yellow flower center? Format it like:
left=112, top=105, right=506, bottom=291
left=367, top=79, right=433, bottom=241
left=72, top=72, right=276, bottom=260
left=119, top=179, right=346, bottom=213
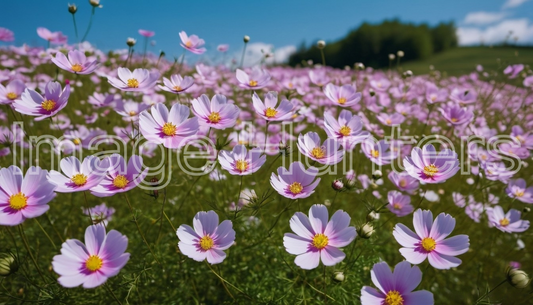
left=112, top=175, right=129, bottom=188
left=386, top=118, right=392, bottom=125
left=6, top=92, right=17, bottom=100
left=199, top=235, right=214, bottom=250
left=500, top=218, right=510, bottom=227
left=393, top=203, right=402, bottom=210
left=41, top=100, right=56, bottom=111
left=451, top=118, right=458, bottom=122
left=162, top=122, right=177, bottom=136
left=128, top=111, right=137, bottom=116
left=173, top=85, right=182, bottom=92
left=208, top=112, right=221, bottom=123
left=423, top=164, right=439, bottom=177
left=399, top=179, right=407, bottom=187
left=337, top=97, right=346, bottom=105
left=371, top=150, right=379, bottom=158
left=249, top=80, right=258, bottom=87
left=235, top=159, right=248, bottom=172
left=289, top=182, right=303, bottom=195
left=288, top=82, right=293, bottom=88
left=71, top=64, right=83, bottom=72
left=127, top=78, right=139, bottom=88
left=265, top=107, right=278, bottom=118
left=516, top=135, right=525, bottom=143
left=339, top=126, right=351, bottom=136
left=385, top=290, right=404, bottom=305
left=431, top=95, right=437, bottom=102
left=311, top=147, right=326, bottom=159
left=9, top=192, right=27, bottom=210
left=421, top=237, right=436, bottom=252
left=185, top=40, right=192, bottom=48
left=85, top=255, right=103, bottom=272
left=71, top=173, right=88, bottom=186
left=73, top=138, right=82, bottom=145
left=515, top=190, right=524, bottom=197
left=312, top=233, right=329, bottom=250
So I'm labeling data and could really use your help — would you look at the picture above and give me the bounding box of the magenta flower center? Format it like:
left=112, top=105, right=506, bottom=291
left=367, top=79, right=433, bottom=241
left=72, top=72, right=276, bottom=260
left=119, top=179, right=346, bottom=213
left=385, top=290, right=404, bottom=305
left=289, top=182, right=303, bottom=195
left=423, top=164, right=439, bottom=177
left=113, top=175, right=129, bottom=188
left=312, top=233, right=328, bottom=250
left=265, top=107, right=278, bottom=118
left=9, top=192, right=28, bottom=210
left=248, top=80, right=258, bottom=87
left=71, top=173, right=88, bottom=186
left=339, top=126, right=351, bottom=136
left=337, top=97, right=346, bottom=105
left=162, top=122, right=177, bottom=136
left=127, top=78, right=139, bottom=88
left=71, top=64, right=83, bottom=72
left=199, top=235, right=214, bottom=250
left=6, top=92, right=17, bottom=100
left=41, top=100, right=56, bottom=112
left=208, top=112, right=221, bottom=123
left=311, top=147, right=326, bottom=159
left=235, top=159, right=248, bottom=172
left=421, top=237, right=436, bottom=252
left=85, top=255, right=103, bottom=272
left=500, top=218, right=510, bottom=227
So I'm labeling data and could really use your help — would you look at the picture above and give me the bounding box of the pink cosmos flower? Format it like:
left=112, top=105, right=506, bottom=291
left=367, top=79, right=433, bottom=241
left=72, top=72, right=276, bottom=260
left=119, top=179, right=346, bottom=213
left=51, top=50, right=98, bottom=75
left=159, top=74, right=194, bottom=94
left=139, top=103, right=199, bottom=149
left=498, top=143, right=530, bottom=159
left=0, top=79, right=25, bottom=105
left=88, top=92, right=117, bottom=108
left=13, top=81, right=70, bottom=121
left=465, top=202, right=483, bottom=223
left=510, top=125, right=533, bottom=150
left=52, top=224, right=130, bottom=288
left=0, top=27, right=14, bottom=42
left=0, top=166, right=56, bottom=226
left=361, top=140, right=398, bottom=165
left=270, top=161, right=321, bottom=199
left=191, top=94, right=240, bottom=129
left=236, top=68, right=271, bottom=89
left=252, top=91, right=293, bottom=121
left=524, top=75, right=533, bottom=87
left=217, top=44, right=229, bottom=52
left=504, top=64, right=524, bottom=79
left=425, top=82, right=447, bottom=103
left=297, top=132, right=344, bottom=165
left=37, top=27, right=67, bottom=44
left=506, top=178, right=533, bottom=204
left=138, top=29, right=155, bottom=37
left=323, top=83, right=361, bottom=107
left=114, top=100, right=150, bottom=122
left=283, top=204, right=356, bottom=270
left=83, top=203, right=115, bottom=225
left=387, top=191, right=414, bottom=217
left=323, top=110, right=369, bottom=150
left=369, top=78, right=391, bottom=91
left=48, top=156, right=109, bottom=193
left=218, top=144, right=266, bottom=175
left=393, top=209, right=470, bottom=269
left=90, top=154, right=148, bottom=197
left=438, top=103, right=474, bottom=126
left=450, top=88, right=476, bottom=104
left=404, top=144, right=459, bottom=184
left=179, top=31, right=206, bottom=54
left=177, top=210, right=235, bottom=264
left=388, top=171, right=419, bottom=194
left=376, top=113, right=405, bottom=126
left=486, top=206, right=529, bottom=233
left=361, top=261, right=434, bottom=305
left=107, top=67, right=160, bottom=92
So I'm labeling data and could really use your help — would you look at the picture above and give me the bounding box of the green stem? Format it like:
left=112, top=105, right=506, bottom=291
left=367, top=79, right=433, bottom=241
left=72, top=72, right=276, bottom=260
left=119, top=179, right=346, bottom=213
left=177, top=50, right=186, bottom=74
left=240, top=42, right=248, bottom=68
left=205, top=262, right=252, bottom=300
left=475, top=279, right=507, bottom=304
left=104, top=283, right=123, bottom=305
left=320, top=49, right=326, bottom=66
left=81, top=7, right=96, bottom=42
left=18, top=225, right=46, bottom=282
left=34, top=218, right=57, bottom=249
left=71, top=14, right=79, bottom=46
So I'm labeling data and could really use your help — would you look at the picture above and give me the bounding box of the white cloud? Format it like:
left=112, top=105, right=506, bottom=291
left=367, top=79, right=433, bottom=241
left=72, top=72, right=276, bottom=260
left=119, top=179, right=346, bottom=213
left=503, top=0, right=530, bottom=8
left=464, top=11, right=507, bottom=25
left=457, top=18, right=533, bottom=45
left=240, top=42, right=296, bottom=67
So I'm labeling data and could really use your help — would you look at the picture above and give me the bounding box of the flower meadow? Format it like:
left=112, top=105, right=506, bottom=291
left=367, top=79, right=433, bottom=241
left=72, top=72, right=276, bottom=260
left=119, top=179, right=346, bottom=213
left=1, top=4, right=533, bottom=305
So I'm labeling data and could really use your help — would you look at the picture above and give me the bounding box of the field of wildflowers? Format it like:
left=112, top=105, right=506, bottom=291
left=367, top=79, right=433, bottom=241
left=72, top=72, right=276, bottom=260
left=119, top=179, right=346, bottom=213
left=1, top=2, right=533, bottom=304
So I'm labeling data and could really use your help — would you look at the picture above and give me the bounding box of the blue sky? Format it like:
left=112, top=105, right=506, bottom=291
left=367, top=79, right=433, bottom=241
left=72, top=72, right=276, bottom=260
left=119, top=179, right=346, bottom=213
left=2, top=0, right=533, bottom=63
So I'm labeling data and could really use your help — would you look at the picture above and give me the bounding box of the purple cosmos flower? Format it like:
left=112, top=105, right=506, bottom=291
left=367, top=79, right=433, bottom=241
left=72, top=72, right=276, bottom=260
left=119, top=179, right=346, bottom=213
left=297, top=131, right=344, bottom=165
left=114, top=100, right=150, bottom=122
left=217, top=44, right=229, bottom=52
left=218, top=144, right=266, bottom=175
left=393, top=209, right=469, bottom=269
left=191, top=94, right=240, bottom=129
left=48, top=156, right=109, bottom=193
left=506, top=178, right=533, bottom=204
left=283, top=204, right=356, bottom=270
left=139, top=103, right=199, bottom=149
left=52, top=224, right=130, bottom=288
left=159, top=74, right=194, bottom=94
left=362, top=140, right=398, bottom=165
left=37, top=27, right=67, bottom=44
left=425, top=82, right=447, bottom=103
left=90, top=154, right=148, bottom=197
left=511, top=125, right=533, bottom=150
left=0, top=27, right=14, bottom=42
left=439, top=103, right=474, bottom=126
left=388, top=171, right=419, bottom=194
left=51, top=50, right=98, bottom=75
left=13, top=81, right=70, bottom=121
left=323, top=110, right=369, bottom=150
left=138, top=29, right=155, bottom=37
left=177, top=210, right=235, bottom=264
left=404, top=144, right=459, bottom=184
left=236, top=68, right=271, bottom=89
left=0, top=166, right=56, bottom=226
left=88, top=92, right=117, bottom=108
left=107, top=67, right=160, bottom=92
left=504, top=64, right=524, bottom=79
left=270, top=161, right=321, bottom=199
left=369, top=78, right=391, bottom=91
left=323, top=83, right=361, bottom=107
left=387, top=191, right=414, bottom=217
left=524, top=75, right=533, bottom=87
left=0, top=79, right=25, bottom=105
left=252, top=91, right=293, bottom=121
left=83, top=203, right=115, bottom=225
left=465, top=202, right=483, bottom=223
left=498, top=143, right=530, bottom=159
left=486, top=206, right=529, bottom=233
left=179, top=31, right=206, bottom=54
left=361, top=261, right=434, bottom=305
left=483, top=162, right=514, bottom=183
left=450, top=88, right=477, bottom=104
left=377, top=113, right=405, bottom=126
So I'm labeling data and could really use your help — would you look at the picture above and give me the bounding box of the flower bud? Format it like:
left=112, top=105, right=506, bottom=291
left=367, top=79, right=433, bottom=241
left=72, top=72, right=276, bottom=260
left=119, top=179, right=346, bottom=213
left=333, top=271, right=345, bottom=282
left=507, top=268, right=530, bottom=289
left=332, top=179, right=344, bottom=191
left=388, top=54, right=396, bottom=61
left=523, top=207, right=530, bottom=213
left=278, top=142, right=291, bottom=156
left=126, top=38, right=136, bottom=47
left=372, top=170, right=382, bottom=180
left=366, top=211, right=380, bottom=222
left=358, top=223, right=375, bottom=239
left=397, top=50, right=404, bottom=58
left=89, top=0, right=100, bottom=7
left=243, top=35, right=250, bottom=43
left=369, top=88, right=376, bottom=97
left=403, top=70, right=413, bottom=78
left=0, top=252, right=18, bottom=276
left=355, top=62, right=365, bottom=70
left=317, top=40, right=326, bottom=49
left=68, top=3, right=77, bottom=14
